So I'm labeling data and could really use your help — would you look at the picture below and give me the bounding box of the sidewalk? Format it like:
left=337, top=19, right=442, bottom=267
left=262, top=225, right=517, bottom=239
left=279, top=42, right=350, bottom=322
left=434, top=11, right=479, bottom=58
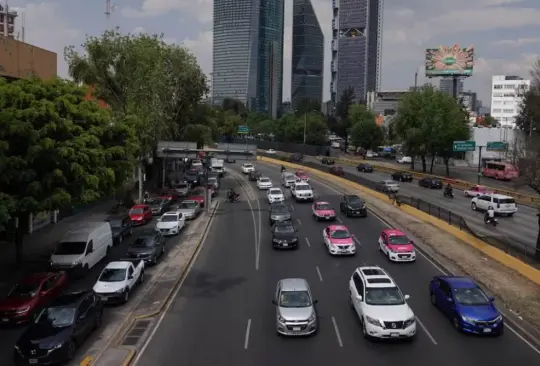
left=0, top=200, right=116, bottom=287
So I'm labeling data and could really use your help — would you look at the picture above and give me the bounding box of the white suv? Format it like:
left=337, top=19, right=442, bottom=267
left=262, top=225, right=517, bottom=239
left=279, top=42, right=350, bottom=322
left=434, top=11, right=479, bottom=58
left=241, top=163, right=255, bottom=174
left=291, top=183, right=313, bottom=202
left=471, top=193, right=517, bottom=216
left=348, top=266, right=416, bottom=340
left=282, top=173, right=296, bottom=188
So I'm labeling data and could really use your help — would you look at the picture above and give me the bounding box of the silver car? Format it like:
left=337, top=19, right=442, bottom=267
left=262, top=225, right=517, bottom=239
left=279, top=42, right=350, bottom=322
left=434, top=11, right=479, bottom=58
left=272, top=278, right=318, bottom=336
left=282, top=173, right=296, bottom=188
left=176, top=200, right=201, bottom=220
left=207, top=176, right=219, bottom=189
left=378, top=180, right=399, bottom=193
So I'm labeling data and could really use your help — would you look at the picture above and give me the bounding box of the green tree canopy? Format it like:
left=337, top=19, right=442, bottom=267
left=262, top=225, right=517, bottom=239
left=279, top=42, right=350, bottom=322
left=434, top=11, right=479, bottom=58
left=327, top=87, right=356, bottom=151
left=349, top=104, right=384, bottom=150
left=294, top=98, right=321, bottom=116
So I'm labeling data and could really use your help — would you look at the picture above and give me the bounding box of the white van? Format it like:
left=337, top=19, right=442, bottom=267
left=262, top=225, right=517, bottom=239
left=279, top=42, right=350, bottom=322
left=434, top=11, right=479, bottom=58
left=50, top=222, right=113, bottom=275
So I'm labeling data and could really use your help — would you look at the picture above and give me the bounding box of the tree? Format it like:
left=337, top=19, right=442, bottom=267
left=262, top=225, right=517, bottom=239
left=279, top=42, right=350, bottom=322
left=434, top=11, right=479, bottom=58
left=295, top=98, right=321, bottom=115
left=349, top=104, right=384, bottom=151
left=328, top=87, right=356, bottom=151
left=222, top=98, right=246, bottom=115
left=479, top=115, right=499, bottom=127
left=0, top=78, right=138, bottom=265
left=282, top=113, right=327, bottom=145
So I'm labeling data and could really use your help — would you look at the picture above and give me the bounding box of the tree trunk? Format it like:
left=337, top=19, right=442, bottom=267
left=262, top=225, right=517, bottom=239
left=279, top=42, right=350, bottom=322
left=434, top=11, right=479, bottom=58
left=430, top=155, right=436, bottom=173
left=421, top=156, right=427, bottom=172
left=536, top=215, right=540, bottom=259
left=444, top=156, right=451, bottom=176
left=410, top=156, right=415, bottom=170
left=14, top=214, right=29, bottom=268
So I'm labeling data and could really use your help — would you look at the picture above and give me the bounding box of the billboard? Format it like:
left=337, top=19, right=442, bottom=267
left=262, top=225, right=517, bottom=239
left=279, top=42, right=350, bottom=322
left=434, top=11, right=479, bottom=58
left=425, top=44, right=474, bottom=77
left=0, top=36, right=57, bottom=80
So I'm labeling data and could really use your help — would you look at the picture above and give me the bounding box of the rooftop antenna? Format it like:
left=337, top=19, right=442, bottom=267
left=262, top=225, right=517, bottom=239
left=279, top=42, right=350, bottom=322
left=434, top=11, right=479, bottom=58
left=21, top=11, right=25, bottom=42
left=105, top=0, right=110, bottom=19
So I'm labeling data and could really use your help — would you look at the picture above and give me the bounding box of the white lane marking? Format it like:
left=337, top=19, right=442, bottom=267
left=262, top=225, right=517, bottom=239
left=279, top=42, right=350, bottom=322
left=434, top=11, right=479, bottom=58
left=290, top=204, right=295, bottom=211
left=336, top=217, right=343, bottom=223
left=296, top=218, right=301, bottom=226
left=415, top=316, right=437, bottom=345
left=353, top=236, right=362, bottom=247
left=131, top=202, right=221, bottom=366
left=305, top=237, right=311, bottom=247
left=242, top=179, right=261, bottom=270
left=331, top=316, right=344, bottom=347
left=244, top=319, right=252, bottom=349
left=316, top=266, right=323, bottom=282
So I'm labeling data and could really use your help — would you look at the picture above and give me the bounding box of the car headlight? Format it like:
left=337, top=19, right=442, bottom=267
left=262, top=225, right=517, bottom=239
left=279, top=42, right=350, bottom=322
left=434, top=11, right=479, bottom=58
left=308, top=313, right=316, bottom=322
left=115, top=288, right=126, bottom=294
left=404, top=317, right=416, bottom=327
left=72, top=259, right=82, bottom=265
left=271, top=216, right=277, bottom=220
left=291, top=238, right=298, bottom=242
left=493, top=315, right=503, bottom=322
left=16, top=307, right=30, bottom=313
left=278, top=315, right=285, bottom=323
left=365, top=315, right=383, bottom=327
left=362, top=204, right=366, bottom=209
left=272, top=239, right=280, bottom=242
left=14, top=345, right=20, bottom=352
left=461, top=315, right=475, bottom=323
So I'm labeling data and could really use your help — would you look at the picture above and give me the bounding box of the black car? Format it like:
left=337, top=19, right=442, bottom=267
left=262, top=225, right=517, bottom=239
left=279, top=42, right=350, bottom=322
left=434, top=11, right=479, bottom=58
left=339, top=194, right=367, bottom=217
left=321, top=157, right=335, bottom=165
left=249, top=171, right=262, bottom=181
left=356, top=163, right=373, bottom=172
left=184, top=171, right=200, bottom=186
left=391, top=171, right=413, bottom=182
left=106, top=214, right=133, bottom=244
left=226, top=157, right=236, bottom=163
left=146, top=198, right=172, bottom=216
left=269, top=203, right=292, bottom=225
left=289, top=153, right=303, bottom=162
left=271, top=221, right=299, bottom=249
left=126, top=229, right=166, bottom=265
left=14, top=291, right=103, bottom=365
left=419, top=177, right=443, bottom=189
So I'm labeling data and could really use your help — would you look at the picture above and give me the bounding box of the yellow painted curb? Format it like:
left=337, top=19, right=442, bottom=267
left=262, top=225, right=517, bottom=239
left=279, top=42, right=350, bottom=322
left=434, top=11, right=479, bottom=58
left=79, top=356, right=93, bottom=366
left=260, top=156, right=540, bottom=286
left=122, top=348, right=136, bottom=366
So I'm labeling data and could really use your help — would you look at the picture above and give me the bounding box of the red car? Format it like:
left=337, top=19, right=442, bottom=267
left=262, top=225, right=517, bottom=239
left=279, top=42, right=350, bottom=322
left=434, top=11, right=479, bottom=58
left=312, top=201, right=336, bottom=221
left=188, top=188, right=206, bottom=207
left=0, top=272, right=67, bottom=324
left=330, top=166, right=344, bottom=176
left=129, top=204, right=152, bottom=225
left=160, top=189, right=179, bottom=202
left=377, top=229, right=416, bottom=262
left=295, top=170, right=310, bottom=182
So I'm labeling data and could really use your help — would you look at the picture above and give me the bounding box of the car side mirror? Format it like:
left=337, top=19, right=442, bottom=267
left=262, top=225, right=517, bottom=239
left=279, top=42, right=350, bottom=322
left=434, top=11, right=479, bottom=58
left=356, top=295, right=362, bottom=301
left=489, top=296, right=495, bottom=302
left=157, top=218, right=161, bottom=221
left=447, top=297, right=453, bottom=302
left=77, top=314, right=86, bottom=322
left=128, top=275, right=134, bottom=280
left=313, top=299, right=318, bottom=304
left=295, top=228, right=298, bottom=232
left=271, top=300, right=277, bottom=305
left=404, top=294, right=410, bottom=300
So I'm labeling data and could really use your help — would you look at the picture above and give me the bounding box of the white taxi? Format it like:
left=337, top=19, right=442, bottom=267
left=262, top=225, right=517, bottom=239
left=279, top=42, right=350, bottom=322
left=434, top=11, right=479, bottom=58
left=256, top=177, right=273, bottom=190
left=241, top=163, right=255, bottom=174
left=267, top=188, right=284, bottom=203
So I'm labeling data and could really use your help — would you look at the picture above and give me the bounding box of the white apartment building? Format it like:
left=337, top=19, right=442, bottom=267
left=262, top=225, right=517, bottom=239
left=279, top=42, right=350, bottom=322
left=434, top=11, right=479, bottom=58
left=490, top=75, right=530, bottom=128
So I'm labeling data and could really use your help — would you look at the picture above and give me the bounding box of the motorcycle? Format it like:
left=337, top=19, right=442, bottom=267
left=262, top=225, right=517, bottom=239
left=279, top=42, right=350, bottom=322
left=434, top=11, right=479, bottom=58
left=484, top=215, right=498, bottom=227
left=227, top=191, right=240, bottom=203
left=443, top=189, right=454, bottom=198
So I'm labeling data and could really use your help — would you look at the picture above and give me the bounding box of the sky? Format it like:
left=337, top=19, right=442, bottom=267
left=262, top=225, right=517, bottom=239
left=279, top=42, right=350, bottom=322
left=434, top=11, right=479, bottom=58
left=6, top=0, right=540, bottom=106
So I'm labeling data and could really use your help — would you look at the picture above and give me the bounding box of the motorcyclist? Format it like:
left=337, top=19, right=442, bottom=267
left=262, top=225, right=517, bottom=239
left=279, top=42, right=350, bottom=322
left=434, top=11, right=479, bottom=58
left=281, top=165, right=286, bottom=173
left=227, top=188, right=239, bottom=202
left=444, top=184, right=453, bottom=195
left=485, top=206, right=495, bottom=223
left=143, top=191, right=150, bottom=201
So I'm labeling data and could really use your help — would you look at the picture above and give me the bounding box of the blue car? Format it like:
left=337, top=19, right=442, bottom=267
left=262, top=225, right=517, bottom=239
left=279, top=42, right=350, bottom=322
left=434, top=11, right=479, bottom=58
left=429, top=276, right=503, bottom=335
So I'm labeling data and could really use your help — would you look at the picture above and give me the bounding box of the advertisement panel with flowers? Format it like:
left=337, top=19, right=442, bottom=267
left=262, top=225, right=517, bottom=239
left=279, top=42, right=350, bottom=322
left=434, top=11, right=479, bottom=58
left=425, top=44, right=474, bottom=77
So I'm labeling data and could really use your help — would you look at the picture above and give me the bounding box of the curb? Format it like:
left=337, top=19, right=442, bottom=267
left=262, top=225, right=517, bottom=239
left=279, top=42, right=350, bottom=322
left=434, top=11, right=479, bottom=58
left=122, top=347, right=137, bottom=366
left=85, top=201, right=220, bottom=365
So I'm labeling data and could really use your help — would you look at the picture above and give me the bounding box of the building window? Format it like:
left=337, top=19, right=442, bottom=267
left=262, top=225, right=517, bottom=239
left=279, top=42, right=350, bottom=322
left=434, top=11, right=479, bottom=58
left=492, top=109, right=502, bottom=113
left=503, top=109, right=514, bottom=113
left=492, top=92, right=503, bottom=97
left=493, top=84, right=503, bottom=89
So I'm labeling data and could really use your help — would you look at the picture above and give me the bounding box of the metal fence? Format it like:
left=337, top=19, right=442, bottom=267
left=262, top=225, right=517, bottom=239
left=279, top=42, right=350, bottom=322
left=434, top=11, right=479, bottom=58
left=260, top=152, right=540, bottom=266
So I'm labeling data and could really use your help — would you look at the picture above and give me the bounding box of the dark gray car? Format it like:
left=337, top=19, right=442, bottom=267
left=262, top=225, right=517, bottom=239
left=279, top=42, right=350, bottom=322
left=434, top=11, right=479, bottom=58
left=126, top=230, right=166, bottom=265
left=106, top=214, right=133, bottom=244
left=146, top=198, right=171, bottom=216
left=269, top=203, right=292, bottom=225
left=173, top=182, right=190, bottom=197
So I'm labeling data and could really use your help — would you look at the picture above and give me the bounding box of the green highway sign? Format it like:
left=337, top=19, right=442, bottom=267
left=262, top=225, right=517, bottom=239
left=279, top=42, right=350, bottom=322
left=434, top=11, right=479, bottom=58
left=486, top=141, right=507, bottom=151
left=453, top=140, right=476, bottom=152
left=237, top=125, right=249, bottom=134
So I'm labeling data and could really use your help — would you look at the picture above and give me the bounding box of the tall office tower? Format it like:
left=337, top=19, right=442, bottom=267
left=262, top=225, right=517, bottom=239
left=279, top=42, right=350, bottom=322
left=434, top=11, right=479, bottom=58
left=212, top=0, right=261, bottom=109
left=331, top=0, right=383, bottom=106
left=256, top=0, right=285, bottom=118
left=291, top=0, right=324, bottom=110
left=439, top=78, right=464, bottom=96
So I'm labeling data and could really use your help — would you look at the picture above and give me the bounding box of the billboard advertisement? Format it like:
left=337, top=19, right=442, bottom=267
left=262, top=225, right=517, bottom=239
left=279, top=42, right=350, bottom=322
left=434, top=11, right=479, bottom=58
left=425, top=44, right=474, bottom=77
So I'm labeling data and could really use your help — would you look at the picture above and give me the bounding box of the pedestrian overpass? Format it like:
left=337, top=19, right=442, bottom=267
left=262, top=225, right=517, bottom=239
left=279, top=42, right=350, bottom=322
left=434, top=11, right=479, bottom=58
left=156, top=141, right=257, bottom=160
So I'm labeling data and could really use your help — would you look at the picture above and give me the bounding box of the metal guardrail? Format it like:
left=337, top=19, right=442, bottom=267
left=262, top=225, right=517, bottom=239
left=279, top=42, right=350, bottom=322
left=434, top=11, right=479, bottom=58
left=259, top=150, right=540, bottom=207
left=259, top=152, right=540, bottom=266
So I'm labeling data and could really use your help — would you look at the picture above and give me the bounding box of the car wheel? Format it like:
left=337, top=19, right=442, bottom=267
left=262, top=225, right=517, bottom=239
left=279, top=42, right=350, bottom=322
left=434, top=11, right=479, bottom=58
left=129, top=228, right=133, bottom=236
left=362, top=319, right=370, bottom=339
left=118, top=235, right=123, bottom=244
left=152, top=255, right=158, bottom=265
left=66, top=340, right=77, bottom=360
left=139, top=271, right=145, bottom=284
left=471, top=203, right=477, bottom=210
left=95, top=310, right=102, bottom=329
left=452, top=317, right=461, bottom=332
left=430, top=292, right=437, bottom=306
left=123, top=290, right=130, bottom=303
left=348, top=291, right=354, bottom=308
left=508, top=213, right=514, bottom=217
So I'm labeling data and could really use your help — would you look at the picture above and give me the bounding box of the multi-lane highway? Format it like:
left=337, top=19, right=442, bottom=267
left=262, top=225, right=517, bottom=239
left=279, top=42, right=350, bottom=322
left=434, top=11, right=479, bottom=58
left=134, top=161, right=540, bottom=366
left=302, top=156, right=537, bottom=252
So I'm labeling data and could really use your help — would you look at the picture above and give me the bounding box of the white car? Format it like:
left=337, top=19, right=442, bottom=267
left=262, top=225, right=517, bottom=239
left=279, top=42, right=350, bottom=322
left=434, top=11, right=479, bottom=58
left=267, top=149, right=276, bottom=154
left=397, top=156, right=412, bottom=164
left=282, top=173, right=296, bottom=188
left=93, top=260, right=144, bottom=303
left=291, top=182, right=313, bottom=202
left=242, top=163, right=255, bottom=174
left=191, top=159, right=203, bottom=167
left=155, top=212, right=185, bottom=235
left=267, top=188, right=284, bottom=203
left=257, top=177, right=273, bottom=189
left=348, top=266, right=416, bottom=340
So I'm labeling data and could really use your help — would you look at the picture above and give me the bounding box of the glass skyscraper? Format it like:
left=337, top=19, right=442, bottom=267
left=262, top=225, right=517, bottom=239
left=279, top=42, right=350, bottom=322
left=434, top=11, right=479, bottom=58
left=212, top=0, right=284, bottom=118
left=330, top=0, right=383, bottom=105
left=291, top=0, right=324, bottom=109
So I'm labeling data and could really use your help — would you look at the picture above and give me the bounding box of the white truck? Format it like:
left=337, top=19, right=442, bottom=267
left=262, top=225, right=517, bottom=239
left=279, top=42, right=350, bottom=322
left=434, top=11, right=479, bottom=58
left=93, top=259, right=144, bottom=304
left=210, top=158, right=225, bottom=176
left=291, top=182, right=314, bottom=202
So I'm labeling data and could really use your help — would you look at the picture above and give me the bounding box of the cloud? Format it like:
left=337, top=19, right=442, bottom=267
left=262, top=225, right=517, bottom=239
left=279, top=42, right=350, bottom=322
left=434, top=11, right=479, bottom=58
left=492, top=38, right=540, bottom=46
left=121, top=0, right=213, bottom=23
left=182, top=30, right=212, bottom=77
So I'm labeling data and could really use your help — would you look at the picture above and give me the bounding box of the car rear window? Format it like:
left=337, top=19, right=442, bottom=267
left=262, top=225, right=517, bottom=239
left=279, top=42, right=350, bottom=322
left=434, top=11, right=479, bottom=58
left=495, top=198, right=515, bottom=204
left=296, top=184, right=310, bottom=190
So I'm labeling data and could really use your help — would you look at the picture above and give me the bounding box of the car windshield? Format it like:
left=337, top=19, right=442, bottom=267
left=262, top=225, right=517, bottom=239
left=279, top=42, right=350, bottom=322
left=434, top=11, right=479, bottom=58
left=208, top=178, right=217, bottom=183
left=364, top=287, right=405, bottom=306
left=347, top=197, right=362, bottom=204
left=132, top=238, right=155, bottom=248
left=384, top=181, right=396, bottom=185
left=148, top=201, right=163, bottom=207
left=179, top=202, right=197, bottom=209
left=185, top=172, right=197, bottom=177
left=260, top=178, right=270, bottom=183
left=175, top=183, right=188, bottom=189
left=244, top=164, right=253, bottom=168
left=269, top=189, right=282, bottom=195
left=129, top=208, right=143, bottom=215
left=108, top=219, right=123, bottom=228
left=453, top=287, right=490, bottom=305
left=145, top=198, right=162, bottom=205
left=272, top=206, right=289, bottom=214
left=285, top=175, right=295, bottom=180
left=388, top=235, right=410, bottom=245
left=331, top=230, right=350, bottom=239
left=316, top=203, right=331, bottom=210
left=8, top=283, right=39, bottom=298
left=296, top=184, right=310, bottom=190
left=161, top=215, right=178, bottom=222
left=99, top=268, right=126, bottom=282
left=274, top=225, right=295, bottom=234
left=279, top=290, right=312, bottom=308
left=54, top=242, right=86, bottom=255
left=35, top=307, right=76, bottom=327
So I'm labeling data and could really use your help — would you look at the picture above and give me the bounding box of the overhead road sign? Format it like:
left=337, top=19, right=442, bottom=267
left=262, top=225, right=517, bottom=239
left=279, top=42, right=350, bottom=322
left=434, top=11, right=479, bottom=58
left=486, top=141, right=507, bottom=151
left=453, top=141, right=476, bottom=152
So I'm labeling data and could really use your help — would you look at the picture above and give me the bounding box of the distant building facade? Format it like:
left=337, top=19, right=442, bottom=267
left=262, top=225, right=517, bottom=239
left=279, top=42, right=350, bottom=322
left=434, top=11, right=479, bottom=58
left=490, top=75, right=530, bottom=128
left=0, top=37, right=57, bottom=80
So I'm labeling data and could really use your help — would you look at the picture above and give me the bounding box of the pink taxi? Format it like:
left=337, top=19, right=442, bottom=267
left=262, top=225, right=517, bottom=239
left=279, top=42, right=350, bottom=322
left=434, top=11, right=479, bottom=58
left=295, top=170, right=310, bottom=182
left=323, top=225, right=356, bottom=255
left=378, top=229, right=416, bottom=262
left=312, top=201, right=336, bottom=221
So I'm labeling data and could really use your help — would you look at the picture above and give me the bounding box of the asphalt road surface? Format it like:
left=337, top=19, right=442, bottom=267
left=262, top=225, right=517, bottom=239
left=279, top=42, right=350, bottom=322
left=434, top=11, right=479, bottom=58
left=134, top=162, right=540, bottom=366
left=304, top=156, right=538, bottom=251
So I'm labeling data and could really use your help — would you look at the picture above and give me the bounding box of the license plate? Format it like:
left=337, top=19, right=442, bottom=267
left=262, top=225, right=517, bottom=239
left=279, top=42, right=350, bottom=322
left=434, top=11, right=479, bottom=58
left=293, top=327, right=301, bottom=331
left=483, top=328, right=492, bottom=333
left=29, top=360, right=38, bottom=364
left=101, top=296, right=108, bottom=301
left=1, top=318, right=8, bottom=322
left=340, top=249, right=348, bottom=252
left=282, top=243, right=288, bottom=247
left=390, top=332, right=400, bottom=337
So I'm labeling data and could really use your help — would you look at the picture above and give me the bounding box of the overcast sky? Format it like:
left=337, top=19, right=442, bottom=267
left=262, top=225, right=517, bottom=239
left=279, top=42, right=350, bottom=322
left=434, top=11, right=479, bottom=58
left=8, top=0, right=540, bottom=105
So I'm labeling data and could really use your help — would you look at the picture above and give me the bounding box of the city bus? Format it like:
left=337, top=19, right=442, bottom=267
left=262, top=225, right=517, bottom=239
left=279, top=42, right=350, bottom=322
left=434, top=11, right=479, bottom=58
left=481, top=161, right=519, bottom=180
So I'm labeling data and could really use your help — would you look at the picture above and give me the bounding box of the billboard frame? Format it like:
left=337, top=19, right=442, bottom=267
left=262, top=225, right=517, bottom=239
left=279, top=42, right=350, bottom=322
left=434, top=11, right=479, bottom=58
left=425, top=44, right=474, bottom=78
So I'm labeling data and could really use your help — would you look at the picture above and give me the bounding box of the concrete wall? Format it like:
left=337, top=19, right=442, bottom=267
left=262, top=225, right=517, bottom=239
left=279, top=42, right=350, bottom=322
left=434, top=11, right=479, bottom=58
left=0, top=36, right=57, bottom=80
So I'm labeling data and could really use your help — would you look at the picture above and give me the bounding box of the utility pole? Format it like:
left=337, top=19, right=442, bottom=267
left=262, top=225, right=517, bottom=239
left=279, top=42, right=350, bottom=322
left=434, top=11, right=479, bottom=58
left=414, top=70, right=418, bottom=90
left=477, top=146, right=484, bottom=184
left=105, top=0, right=111, bottom=19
